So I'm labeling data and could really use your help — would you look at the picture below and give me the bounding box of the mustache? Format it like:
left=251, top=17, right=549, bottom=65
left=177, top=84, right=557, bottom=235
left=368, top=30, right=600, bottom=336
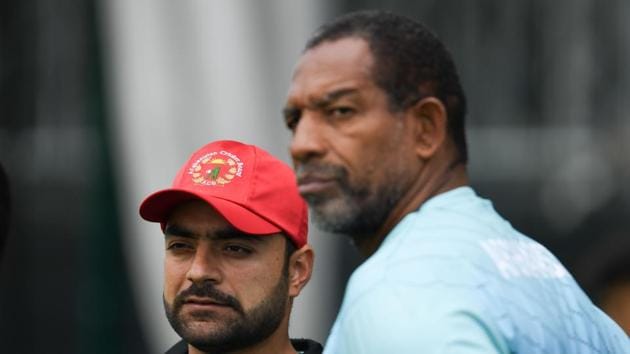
left=295, top=162, right=347, bottom=182
left=173, top=282, right=243, bottom=314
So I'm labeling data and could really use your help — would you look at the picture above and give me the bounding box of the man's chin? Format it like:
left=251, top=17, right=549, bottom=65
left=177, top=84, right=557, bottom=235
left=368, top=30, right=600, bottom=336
left=175, top=312, right=232, bottom=332
left=308, top=193, right=345, bottom=213
left=177, top=321, right=228, bottom=343
left=309, top=199, right=359, bottom=233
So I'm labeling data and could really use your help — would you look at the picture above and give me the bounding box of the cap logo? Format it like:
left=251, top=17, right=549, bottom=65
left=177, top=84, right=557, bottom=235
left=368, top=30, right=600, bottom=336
left=189, top=150, right=243, bottom=186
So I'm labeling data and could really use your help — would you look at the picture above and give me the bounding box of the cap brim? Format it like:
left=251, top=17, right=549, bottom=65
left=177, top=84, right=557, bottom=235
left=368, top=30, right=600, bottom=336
left=139, top=189, right=282, bottom=235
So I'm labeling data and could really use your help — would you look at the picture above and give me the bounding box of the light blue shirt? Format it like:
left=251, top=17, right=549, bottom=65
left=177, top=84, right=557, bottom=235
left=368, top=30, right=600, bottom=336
left=324, top=187, right=629, bottom=353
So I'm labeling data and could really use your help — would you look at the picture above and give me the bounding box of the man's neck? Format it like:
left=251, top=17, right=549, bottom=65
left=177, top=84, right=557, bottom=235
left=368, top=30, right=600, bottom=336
left=353, top=155, right=469, bottom=258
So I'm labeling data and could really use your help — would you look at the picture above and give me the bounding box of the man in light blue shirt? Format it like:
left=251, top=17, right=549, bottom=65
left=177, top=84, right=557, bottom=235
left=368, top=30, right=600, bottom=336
left=283, top=9, right=630, bottom=353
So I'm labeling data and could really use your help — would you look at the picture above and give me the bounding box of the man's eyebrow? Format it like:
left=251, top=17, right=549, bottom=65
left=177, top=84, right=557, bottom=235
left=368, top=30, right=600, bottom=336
left=213, top=228, right=265, bottom=242
left=311, top=88, right=359, bottom=109
left=283, top=87, right=360, bottom=116
left=164, top=224, right=267, bottom=242
left=164, top=224, right=196, bottom=239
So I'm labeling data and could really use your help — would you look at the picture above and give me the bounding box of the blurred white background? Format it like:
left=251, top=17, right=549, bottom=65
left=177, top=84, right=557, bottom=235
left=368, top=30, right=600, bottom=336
left=102, top=1, right=337, bottom=352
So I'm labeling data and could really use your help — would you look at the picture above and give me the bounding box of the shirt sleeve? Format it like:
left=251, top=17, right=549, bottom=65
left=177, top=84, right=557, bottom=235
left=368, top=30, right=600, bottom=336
left=326, top=285, right=510, bottom=354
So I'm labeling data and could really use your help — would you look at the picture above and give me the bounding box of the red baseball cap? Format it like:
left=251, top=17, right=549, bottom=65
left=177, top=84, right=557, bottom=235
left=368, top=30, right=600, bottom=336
left=139, top=140, right=308, bottom=248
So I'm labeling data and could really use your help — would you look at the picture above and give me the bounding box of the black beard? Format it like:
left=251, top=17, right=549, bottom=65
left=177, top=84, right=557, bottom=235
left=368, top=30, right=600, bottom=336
left=164, top=274, right=288, bottom=353
left=299, top=163, right=405, bottom=239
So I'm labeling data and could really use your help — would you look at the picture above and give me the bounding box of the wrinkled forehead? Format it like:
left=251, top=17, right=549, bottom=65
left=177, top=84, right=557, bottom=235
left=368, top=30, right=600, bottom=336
left=287, top=37, right=375, bottom=101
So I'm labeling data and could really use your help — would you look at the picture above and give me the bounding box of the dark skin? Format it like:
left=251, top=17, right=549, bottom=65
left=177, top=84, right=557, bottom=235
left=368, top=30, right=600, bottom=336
left=285, top=37, right=468, bottom=257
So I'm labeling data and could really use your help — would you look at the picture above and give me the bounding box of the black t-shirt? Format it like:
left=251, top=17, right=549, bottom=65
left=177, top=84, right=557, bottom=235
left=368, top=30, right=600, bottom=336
left=165, top=338, right=323, bottom=354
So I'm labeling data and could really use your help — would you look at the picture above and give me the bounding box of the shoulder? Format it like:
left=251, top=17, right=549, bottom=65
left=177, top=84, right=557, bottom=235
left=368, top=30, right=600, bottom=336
left=326, top=189, right=523, bottom=353
left=326, top=283, right=508, bottom=353
left=328, top=237, right=509, bottom=353
left=343, top=203, right=504, bottom=305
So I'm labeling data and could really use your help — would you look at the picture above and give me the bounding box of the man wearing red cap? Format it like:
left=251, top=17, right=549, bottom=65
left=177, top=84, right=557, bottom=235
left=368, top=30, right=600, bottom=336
left=140, top=140, right=322, bottom=354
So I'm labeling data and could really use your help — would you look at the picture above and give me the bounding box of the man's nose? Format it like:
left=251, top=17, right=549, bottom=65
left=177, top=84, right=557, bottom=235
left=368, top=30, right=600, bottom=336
left=289, top=112, right=327, bottom=164
left=185, top=246, right=222, bottom=284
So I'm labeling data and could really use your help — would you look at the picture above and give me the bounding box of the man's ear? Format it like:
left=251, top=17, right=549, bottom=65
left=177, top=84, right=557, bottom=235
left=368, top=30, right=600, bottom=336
left=288, top=244, right=314, bottom=298
left=408, top=96, right=448, bottom=159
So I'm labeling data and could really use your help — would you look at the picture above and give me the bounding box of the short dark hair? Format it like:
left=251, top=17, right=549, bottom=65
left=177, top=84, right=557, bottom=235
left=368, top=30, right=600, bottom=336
left=0, top=163, right=9, bottom=259
left=305, top=10, right=468, bottom=163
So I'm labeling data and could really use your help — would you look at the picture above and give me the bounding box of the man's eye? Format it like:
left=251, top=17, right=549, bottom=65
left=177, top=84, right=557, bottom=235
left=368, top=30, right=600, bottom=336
left=224, top=245, right=252, bottom=255
left=328, top=107, right=355, bottom=117
left=284, top=109, right=301, bottom=131
left=167, top=242, right=193, bottom=251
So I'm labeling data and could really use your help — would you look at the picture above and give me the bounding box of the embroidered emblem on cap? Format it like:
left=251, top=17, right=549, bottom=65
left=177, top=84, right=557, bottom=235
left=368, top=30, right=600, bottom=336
left=189, top=150, right=244, bottom=186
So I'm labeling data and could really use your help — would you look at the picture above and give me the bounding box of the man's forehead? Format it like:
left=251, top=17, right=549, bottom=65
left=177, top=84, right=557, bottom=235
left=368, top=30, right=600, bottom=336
left=300, top=36, right=372, bottom=66
left=287, top=40, right=375, bottom=105
left=163, top=222, right=264, bottom=243
left=292, top=38, right=373, bottom=82
left=164, top=201, right=285, bottom=244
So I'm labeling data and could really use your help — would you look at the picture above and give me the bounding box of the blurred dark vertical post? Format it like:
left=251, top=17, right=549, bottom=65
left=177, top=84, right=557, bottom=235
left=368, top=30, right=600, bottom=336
left=0, top=163, right=9, bottom=260
left=0, top=0, right=148, bottom=352
left=77, top=1, right=149, bottom=353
